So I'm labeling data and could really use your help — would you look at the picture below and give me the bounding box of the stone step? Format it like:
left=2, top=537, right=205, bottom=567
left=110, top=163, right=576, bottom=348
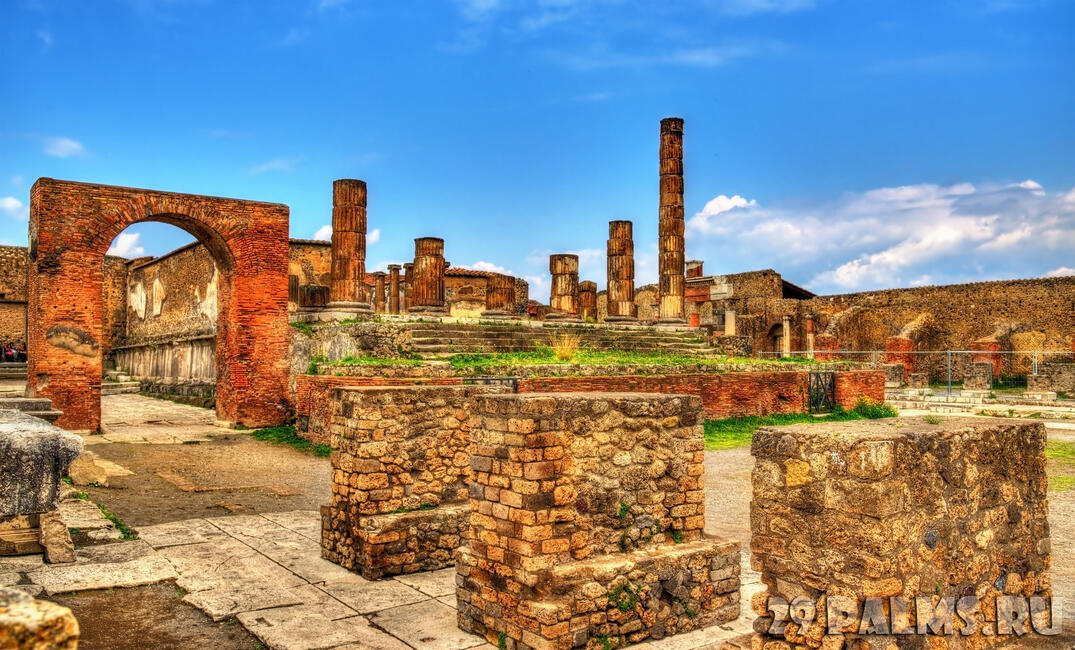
left=24, top=410, right=63, bottom=423
left=0, top=397, right=55, bottom=412
left=101, top=381, right=141, bottom=396
left=0, top=371, right=27, bottom=379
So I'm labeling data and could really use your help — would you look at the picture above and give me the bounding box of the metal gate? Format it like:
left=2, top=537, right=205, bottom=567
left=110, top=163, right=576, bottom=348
left=808, top=371, right=835, bottom=413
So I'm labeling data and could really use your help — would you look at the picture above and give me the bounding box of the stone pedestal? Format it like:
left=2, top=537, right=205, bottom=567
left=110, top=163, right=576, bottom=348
left=387, top=264, right=401, bottom=314
left=750, top=416, right=1053, bottom=649
left=407, top=238, right=448, bottom=315
left=481, top=273, right=516, bottom=319
left=327, top=179, right=373, bottom=318
left=457, top=393, right=741, bottom=649
left=606, top=220, right=638, bottom=323
left=546, top=254, right=580, bottom=321
left=658, top=117, right=685, bottom=325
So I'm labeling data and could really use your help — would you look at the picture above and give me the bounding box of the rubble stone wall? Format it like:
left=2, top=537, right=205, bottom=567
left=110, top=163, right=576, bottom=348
left=320, top=385, right=506, bottom=579
left=457, top=392, right=740, bottom=649
left=1032, top=363, right=1075, bottom=393
left=750, top=416, right=1051, bottom=649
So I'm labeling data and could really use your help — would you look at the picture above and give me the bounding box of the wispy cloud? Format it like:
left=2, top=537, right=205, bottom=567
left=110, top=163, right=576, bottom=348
left=687, top=180, right=1075, bottom=293
left=0, top=197, right=29, bottom=221
left=313, top=225, right=332, bottom=241
left=107, top=232, right=146, bottom=257
left=10, top=175, right=24, bottom=187
left=702, top=0, right=817, bottom=15
left=249, top=156, right=303, bottom=175
left=868, top=51, right=985, bottom=75
left=368, top=228, right=381, bottom=245
left=36, top=30, right=53, bottom=47
left=43, top=136, right=85, bottom=157
left=549, top=39, right=787, bottom=69
left=1044, top=266, right=1075, bottom=278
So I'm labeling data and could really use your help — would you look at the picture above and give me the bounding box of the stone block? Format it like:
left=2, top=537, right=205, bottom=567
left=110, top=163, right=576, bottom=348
left=0, top=410, right=83, bottom=519
left=0, top=587, right=79, bottom=649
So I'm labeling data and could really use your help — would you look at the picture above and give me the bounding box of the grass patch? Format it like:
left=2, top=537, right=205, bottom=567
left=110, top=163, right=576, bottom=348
left=332, top=355, right=424, bottom=367
left=1046, top=440, right=1075, bottom=465
left=96, top=503, right=137, bottom=540
left=446, top=347, right=817, bottom=373
left=392, top=503, right=437, bottom=514
left=289, top=321, right=314, bottom=337
left=1048, top=476, right=1075, bottom=492
left=703, top=399, right=897, bottom=451
left=306, top=354, right=328, bottom=375
left=250, top=425, right=333, bottom=457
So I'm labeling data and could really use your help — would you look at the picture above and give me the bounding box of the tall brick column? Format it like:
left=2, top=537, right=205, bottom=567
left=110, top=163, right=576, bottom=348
left=481, top=273, right=516, bottom=319
left=408, top=237, right=447, bottom=315
left=578, top=280, right=597, bottom=322
left=546, top=254, right=579, bottom=320
left=387, top=264, right=401, bottom=314
left=327, top=179, right=373, bottom=317
left=606, top=220, right=637, bottom=323
left=884, top=335, right=915, bottom=383
left=402, top=262, right=413, bottom=311
left=372, top=272, right=386, bottom=313
left=658, top=117, right=686, bottom=324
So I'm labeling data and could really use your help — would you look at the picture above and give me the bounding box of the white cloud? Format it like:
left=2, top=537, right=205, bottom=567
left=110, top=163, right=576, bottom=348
left=472, top=260, right=513, bottom=275
left=249, top=156, right=302, bottom=174
left=0, top=197, right=28, bottom=221
left=686, top=179, right=1075, bottom=293
left=313, top=225, right=332, bottom=241
left=704, top=0, right=816, bottom=15
left=107, top=232, right=146, bottom=258
left=368, top=228, right=381, bottom=245
left=1044, top=267, right=1075, bottom=278
left=43, top=136, right=84, bottom=157
left=36, top=30, right=53, bottom=47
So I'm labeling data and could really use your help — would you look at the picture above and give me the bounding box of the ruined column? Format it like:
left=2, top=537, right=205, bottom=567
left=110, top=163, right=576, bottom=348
left=658, top=117, right=686, bottom=324
left=805, top=315, right=815, bottom=359
left=482, top=273, right=516, bottom=319
left=387, top=264, right=401, bottom=314
left=327, top=179, right=373, bottom=316
left=546, top=254, right=580, bottom=320
left=578, top=281, right=597, bottom=322
left=725, top=309, right=736, bottom=336
left=372, top=272, right=386, bottom=313
left=407, top=238, right=447, bottom=314
left=605, top=220, right=637, bottom=323
left=402, top=262, right=413, bottom=311
left=781, top=315, right=792, bottom=357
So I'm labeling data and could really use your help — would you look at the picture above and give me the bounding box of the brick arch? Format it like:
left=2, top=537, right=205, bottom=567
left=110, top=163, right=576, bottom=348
left=27, top=178, right=290, bottom=431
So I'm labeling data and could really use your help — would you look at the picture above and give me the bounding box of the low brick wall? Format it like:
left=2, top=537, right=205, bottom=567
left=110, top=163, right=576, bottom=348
left=138, top=378, right=216, bottom=408
left=750, top=416, right=1052, bottom=648
left=457, top=393, right=740, bottom=649
left=517, top=369, right=884, bottom=419
left=320, top=385, right=504, bottom=579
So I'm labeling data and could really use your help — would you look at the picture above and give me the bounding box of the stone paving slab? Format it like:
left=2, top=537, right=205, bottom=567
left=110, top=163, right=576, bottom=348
left=57, top=498, right=122, bottom=541
left=369, top=598, right=489, bottom=650
left=160, top=537, right=306, bottom=593
left=137, top=518, right=229, bottom=549
left=393, top=566, right=456, bottom=597
left=289, top=583, right=357, bottom=620
left=320, top=576, right=428, bottom=614
left=28, top=552, right=176, bottom=595
left=236, top=606, right=364, bottom=650
left=261, top=509, right=322, bottom=541
left=184, top=582, right=304, bottom=621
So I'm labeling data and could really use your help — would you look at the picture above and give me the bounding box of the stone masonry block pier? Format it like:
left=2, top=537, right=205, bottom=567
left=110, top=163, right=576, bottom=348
left=321, top=385, right=506, bottom=579
left=457, top=393, right=741, bottom=650
left=750, top=416, right=1052, bottom=649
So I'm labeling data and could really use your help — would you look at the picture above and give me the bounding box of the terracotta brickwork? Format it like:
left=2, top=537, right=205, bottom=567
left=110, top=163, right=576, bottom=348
left=320, top=385, right=505, bottom=579
left=750, top=416, right=1052, bottom=649
left=27, top=178, right=290, bottom=431
left=970, top=338, right=1003, bottom=379
left=884, top=335, right=915, bottom=383
left=457, top=393, right=741, bottom=649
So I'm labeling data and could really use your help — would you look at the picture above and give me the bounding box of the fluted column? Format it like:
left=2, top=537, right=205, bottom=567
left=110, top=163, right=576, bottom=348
left=408, top=237, right=447, bottom=314
left=658, top=118, right=685, bottom=324
left=387, top=264, right=401, bottom=314
left=328, top=179, right=372, bottom=316
left=578, top=281, right=597, bottom=322
left=546, top=254, right=579, bottom=320
left=402, top=262, right=413, bottom=311
left=372, top=272, right=386, bottom=313
left=482, top=273, right=516, bottom=319
left=606, top=220, right=637, bottom=323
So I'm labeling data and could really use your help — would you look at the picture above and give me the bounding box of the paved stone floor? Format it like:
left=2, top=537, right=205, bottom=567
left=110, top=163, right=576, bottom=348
left=1, top=510, right=758, bottom=650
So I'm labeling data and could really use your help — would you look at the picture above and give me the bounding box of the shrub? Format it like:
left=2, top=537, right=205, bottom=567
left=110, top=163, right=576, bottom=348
left=851, top=397, right=898, bottom=419
left=550, top=331, right=581, bottom=361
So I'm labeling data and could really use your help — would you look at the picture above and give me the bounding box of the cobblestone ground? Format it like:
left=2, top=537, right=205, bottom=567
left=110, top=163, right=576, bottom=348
left=2, top=395, right=1072, bottom=649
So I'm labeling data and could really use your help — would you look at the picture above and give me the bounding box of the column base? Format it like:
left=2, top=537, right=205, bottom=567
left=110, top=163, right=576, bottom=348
left=545, top=313, right=581, bottom=322
left=480, top=310, right=512, bottom=319
left=408, top=305, right=449, bottom=315
left=656, top=318, right=686, bottom=326
left=322, top=301, right=374, bottom=319
left=603, top=316, right=638, bottom=324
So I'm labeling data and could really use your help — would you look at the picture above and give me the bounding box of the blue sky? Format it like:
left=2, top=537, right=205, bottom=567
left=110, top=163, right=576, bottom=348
left=2, top=0, right=1073, bottom=296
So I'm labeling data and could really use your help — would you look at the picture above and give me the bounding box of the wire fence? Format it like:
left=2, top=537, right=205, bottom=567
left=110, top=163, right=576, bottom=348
left=756, top=349, right=1075, bottom=396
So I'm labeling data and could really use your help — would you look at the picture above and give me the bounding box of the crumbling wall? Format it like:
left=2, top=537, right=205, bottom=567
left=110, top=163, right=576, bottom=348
left=0, top=245, right=29, bottom=348
left=750, top=416, right=1052, bottom=649
left=457, top=392, right=741, bottom=649
left=288, top=239, right=332, bottom=311
left=320, top=385, right=505, bottom=579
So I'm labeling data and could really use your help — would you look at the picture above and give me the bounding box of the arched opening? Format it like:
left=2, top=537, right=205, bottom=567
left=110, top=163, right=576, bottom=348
left=766, top=323, right=784, bottom=356
left=101, top=222, right=223, bottom=428
left=27, top=178, right=290, bottom=432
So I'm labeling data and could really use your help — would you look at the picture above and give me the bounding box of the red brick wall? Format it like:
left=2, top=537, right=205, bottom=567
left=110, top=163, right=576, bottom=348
left=883, top=336, right=915, bottom=382
left=833, top=370, right=886, bottom=410
left=27, top=178, right=290, bottom=431
left=970, top=339, right=1003, bottom=379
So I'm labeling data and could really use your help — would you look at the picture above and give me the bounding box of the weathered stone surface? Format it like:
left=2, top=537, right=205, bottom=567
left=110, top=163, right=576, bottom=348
left=320, top=577, right=426, bottom=614
left=0, top=410, right=83, bottom=518
left=370, top=599, right=486, bottom=650
left=392, top=566, right=456, bottom=597
left=136, top=518, right=228, bottom=549
left=183, top=582, right=303, bottom=621
left=28, top=541, right=177, bottom=595
left=66, top=450, right=109, bottom=487
left=37, top=512, right=73, bottom=564
left=0, top=586, right=79, bottom=649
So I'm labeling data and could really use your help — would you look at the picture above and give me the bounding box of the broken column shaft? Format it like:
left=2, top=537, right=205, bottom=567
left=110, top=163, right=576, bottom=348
left=408, top=238, right=447, bottom=314
left=387, top=264, right=401, bottom=314
left=606, top=220, right=637, bottom=323
left=658, top=118, right=685, bottom=324
left=372, top=272, right=386, bottom=313
left=402, top=263, right=413, bottom=311
left=482, top=273, right=516, bottom=319
left=328, top=179, right=373, bottom=315
left=578, top=280, right=597, bottom=322
left=546, top=254, right=580, bottom=320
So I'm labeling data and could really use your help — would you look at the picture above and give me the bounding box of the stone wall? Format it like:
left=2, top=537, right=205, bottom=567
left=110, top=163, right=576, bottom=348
left=1030, top=363, right=1075, bottom=393
left=457, top=392, right=741, bottom=649
left=124, top=242, right=218, bottom=343
left=0, top=245, right=28, bottom=348
left=750, top=416, right=1052, bottom=648
left=288, top=239, right=332, bottom=311
left=320, top=385, right=506, bottom=579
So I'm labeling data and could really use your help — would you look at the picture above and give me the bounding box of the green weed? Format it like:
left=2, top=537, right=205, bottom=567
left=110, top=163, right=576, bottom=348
left=289, top=321, right=314, bottom=337
left=250, top=425, right=333, bottom=457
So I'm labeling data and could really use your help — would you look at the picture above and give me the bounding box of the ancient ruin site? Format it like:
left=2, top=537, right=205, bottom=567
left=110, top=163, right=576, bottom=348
left=2, top=3, right=1074, bottom=650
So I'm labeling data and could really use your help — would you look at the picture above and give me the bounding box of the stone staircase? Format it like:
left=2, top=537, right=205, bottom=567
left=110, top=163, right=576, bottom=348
left=102, top=370, right=140, bottom=395
left=0, top=396, right=63, bottom=423
left=0, top=362, right=26, bottom=380
left=887, top=389, right=1075, bottom=419
left=401, top=322, right=720, bottom=358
